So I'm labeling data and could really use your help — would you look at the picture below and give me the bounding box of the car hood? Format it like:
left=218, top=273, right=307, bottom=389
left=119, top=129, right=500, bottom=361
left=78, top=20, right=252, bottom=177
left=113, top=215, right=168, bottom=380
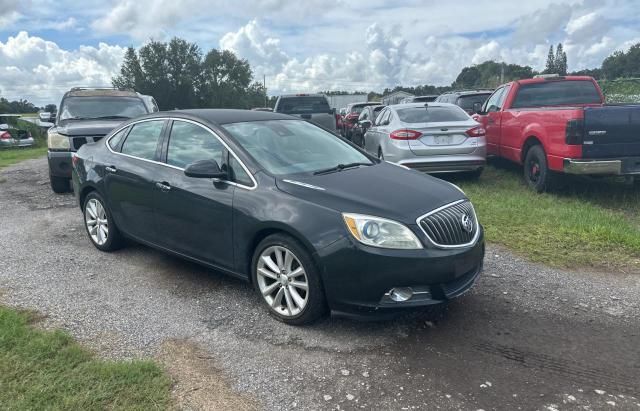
left=54, top=119, right=128, bottom=136
left=275, top=162, right=465, bottom=225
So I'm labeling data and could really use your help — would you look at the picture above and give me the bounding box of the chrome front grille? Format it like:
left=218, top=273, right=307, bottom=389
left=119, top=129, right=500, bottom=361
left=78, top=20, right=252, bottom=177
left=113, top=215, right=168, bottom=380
left=418, top=200, right=478, bottom=248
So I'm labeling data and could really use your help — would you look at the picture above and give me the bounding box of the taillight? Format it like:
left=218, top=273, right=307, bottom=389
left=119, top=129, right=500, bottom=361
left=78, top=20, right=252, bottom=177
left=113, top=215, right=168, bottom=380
left=390, top=129, right=422, bottom=140
left=465, top=126, right=486, bottom=137
left=566, top=119, right=584, bottom=145
left=0, top=131, right=11, bottom=140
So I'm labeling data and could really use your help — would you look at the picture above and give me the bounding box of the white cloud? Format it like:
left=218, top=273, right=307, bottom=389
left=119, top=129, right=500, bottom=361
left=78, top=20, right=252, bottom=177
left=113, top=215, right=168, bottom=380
left=0, top=32, right=125, bottom=105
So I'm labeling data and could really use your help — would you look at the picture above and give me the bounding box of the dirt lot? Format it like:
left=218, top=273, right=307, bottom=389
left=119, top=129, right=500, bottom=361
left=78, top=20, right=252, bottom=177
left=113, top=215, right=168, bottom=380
left=1, top=158, right=639, bottom=410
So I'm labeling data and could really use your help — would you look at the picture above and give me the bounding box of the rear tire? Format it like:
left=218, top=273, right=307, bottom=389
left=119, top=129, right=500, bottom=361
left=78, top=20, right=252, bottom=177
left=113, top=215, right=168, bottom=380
left=524, top=145, right=554, bottom=192
left=252, top=234, right=327, bottom=325
left=50, top=175, right=71, bottom=193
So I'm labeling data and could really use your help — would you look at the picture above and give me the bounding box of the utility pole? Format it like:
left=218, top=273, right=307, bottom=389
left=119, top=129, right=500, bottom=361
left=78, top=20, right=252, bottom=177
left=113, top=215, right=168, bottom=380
left=264, top=75, right=267, bottom=108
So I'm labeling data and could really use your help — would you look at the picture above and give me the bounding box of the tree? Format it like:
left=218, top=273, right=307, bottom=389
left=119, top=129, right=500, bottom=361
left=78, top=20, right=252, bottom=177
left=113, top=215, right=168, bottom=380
left=44, top=104, right=57, bottom=113
left=113, top=47, right=145, bottom=92
left=602, top=43, right=640, bottom=79
left=454, top=66, right=482, bottom=88
left=545, top=45, right=556, bottom=74
left=200, top=49, right=253, bottom=108
left=555, top=43, right=567, bottom=75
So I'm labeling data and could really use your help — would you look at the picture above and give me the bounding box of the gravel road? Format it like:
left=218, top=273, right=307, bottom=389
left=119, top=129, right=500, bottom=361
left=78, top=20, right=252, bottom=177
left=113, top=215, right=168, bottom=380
left=1, top=157, right=639, bottom=410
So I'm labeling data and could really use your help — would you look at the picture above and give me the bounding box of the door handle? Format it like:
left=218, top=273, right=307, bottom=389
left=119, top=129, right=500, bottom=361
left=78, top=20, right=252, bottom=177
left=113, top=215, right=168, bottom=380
left=105, top=166, right=117, bottom=173
left=155, top=182, right=171, bottom=192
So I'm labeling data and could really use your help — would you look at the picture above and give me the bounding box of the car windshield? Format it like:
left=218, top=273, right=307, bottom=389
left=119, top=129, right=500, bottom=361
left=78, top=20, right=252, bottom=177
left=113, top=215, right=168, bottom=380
left=512, top=80, right=602, bottom=108
left=457, top=94, right=491, bottom=110
left=275, top=97, right=330, bottom=115
left=222, top=120, right=372, bottom=176
left=59, top=96, right=148, bottom=121
left=396, top=106, right=470, bottom=123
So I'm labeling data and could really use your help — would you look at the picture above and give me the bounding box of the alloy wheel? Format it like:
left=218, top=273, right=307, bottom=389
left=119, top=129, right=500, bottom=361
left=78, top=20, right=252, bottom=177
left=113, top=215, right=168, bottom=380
left=85, top=198, right=109, bottom=246
left=256, top=246, right=309, bottom=317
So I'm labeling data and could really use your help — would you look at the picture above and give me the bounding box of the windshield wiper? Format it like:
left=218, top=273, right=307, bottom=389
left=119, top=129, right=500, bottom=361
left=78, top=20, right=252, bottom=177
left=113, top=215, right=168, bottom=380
left=313, top=162, right=372, bottom=175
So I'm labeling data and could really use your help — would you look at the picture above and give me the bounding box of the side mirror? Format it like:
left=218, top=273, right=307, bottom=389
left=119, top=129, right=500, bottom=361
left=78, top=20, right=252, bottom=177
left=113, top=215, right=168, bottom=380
left=329, top=108, right=336, bottom=115
left=472, top=102, right=483, bottom=114
left=184, top=159, right=227, bottom=179
left=360, top=119, right=372, bottom=128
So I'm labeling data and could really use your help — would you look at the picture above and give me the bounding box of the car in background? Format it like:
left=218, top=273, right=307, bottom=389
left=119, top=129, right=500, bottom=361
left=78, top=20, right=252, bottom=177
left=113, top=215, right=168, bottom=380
left=473, top=75, right=640, bottom=191
left=363, top=103, right=486, bottom=177
left=435, top=90, right=493, bottom=115
left=337, top=108, right=347, bottom=135
left=400, top=95, right=439, bottom=104
left=39, top=111, right=54, bottom=122
left=72, top=109, right=484, bottom=325
left=251, top=107, right=273, bottom=112
left=0, top=115, right=35, bottom=149
left=273, top=94, right=337, bottom=132
left=350, top=104, right=385, bottom=147
left=342, top=102, right=381, bottom=139
left=47, top=87, right=154, bottom=193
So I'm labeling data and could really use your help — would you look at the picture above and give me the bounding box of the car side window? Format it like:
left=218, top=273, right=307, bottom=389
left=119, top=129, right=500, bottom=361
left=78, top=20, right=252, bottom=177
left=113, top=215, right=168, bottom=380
left=228, top=155, right=253, bottom=187
left=167, top=121, right=225, bottom=169
left=108, top=127, right=129, bottom=151
left=359, top=110, right=368, bottom=121
left=376, top=109, right=390, bottom=126
left=496, top=85, right=511, bottom=109
left=120, top=120, right=164, bottom=161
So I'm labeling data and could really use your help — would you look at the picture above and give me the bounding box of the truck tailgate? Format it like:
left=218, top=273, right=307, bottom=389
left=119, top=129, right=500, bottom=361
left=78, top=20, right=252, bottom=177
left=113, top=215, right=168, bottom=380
left=583, top=105, right=640, bottom=158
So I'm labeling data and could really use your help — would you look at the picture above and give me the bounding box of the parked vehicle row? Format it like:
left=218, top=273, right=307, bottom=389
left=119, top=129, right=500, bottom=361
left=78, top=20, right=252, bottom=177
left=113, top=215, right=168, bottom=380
left=0, top=115, right=35, bottom=149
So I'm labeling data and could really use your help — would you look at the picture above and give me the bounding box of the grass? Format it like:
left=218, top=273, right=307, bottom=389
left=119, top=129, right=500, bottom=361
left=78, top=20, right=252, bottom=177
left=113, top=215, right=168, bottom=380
left=0, top=306, right=171, bottom=410
left=451, top=161, right=640, bottom=271
left=0, top=146, right=47, bottom=169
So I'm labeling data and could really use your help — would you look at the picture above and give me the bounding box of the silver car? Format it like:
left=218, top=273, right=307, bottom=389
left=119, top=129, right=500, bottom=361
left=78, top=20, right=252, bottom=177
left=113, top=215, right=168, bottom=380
left=363, top=103, right=486, bottom=176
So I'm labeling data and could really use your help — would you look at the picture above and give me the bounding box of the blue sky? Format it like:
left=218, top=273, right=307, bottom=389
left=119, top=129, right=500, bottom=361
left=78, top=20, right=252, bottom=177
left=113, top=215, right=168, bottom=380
left=1, top=0, right=639, bottom=105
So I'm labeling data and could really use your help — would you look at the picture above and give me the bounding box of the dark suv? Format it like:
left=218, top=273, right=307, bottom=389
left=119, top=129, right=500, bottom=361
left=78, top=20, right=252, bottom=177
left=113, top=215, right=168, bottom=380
left=435, top=90, right=493, bottom=115
left=47, top=88, right=158, bottom=193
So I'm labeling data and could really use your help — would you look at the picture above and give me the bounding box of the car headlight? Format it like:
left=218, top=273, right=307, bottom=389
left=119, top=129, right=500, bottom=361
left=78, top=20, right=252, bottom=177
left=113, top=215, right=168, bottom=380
left=342, top=213, right=423, bottom=249
left=47, top=131, right=70, bottom=150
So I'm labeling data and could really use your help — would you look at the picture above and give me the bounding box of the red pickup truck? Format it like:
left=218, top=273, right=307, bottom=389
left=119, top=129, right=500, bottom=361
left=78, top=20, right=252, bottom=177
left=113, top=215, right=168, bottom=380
left=473, top=75, right=640, bottom=191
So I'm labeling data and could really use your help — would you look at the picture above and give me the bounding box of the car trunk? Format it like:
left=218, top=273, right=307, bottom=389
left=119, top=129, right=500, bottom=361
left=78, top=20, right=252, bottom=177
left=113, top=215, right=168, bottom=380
left=582, top=105, right=640, bottom=158
left=407, top=123, right=476, bottom=156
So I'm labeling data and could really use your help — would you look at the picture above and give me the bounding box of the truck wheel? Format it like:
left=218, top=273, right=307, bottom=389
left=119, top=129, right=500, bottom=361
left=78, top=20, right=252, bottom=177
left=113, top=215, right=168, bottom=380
left=524, top=145, right=553, bottom=193
left=50, top=175, right=71, bottom=193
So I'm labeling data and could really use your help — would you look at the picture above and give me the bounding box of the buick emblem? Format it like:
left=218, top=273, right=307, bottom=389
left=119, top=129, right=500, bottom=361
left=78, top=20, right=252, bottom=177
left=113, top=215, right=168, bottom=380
left=460, top=214, right=474, bottom=233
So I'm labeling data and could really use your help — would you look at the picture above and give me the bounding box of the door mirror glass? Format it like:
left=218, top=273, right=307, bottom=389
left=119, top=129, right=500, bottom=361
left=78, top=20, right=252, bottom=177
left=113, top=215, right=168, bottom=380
left=361, top=119, right=372, bottom=128
left=184, top=159, right=227, bottom=179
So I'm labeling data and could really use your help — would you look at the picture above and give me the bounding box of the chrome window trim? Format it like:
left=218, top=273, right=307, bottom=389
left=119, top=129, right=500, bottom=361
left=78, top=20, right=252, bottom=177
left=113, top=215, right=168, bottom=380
left=415, top=199, right=480, bottom=249
left=105, top=117, right=258, bottom=190
left=282, top=179, right=325, bottom=191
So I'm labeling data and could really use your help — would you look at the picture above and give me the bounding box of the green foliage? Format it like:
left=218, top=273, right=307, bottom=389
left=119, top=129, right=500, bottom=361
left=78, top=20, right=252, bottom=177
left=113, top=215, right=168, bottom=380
left=599, top=78, right=640, bottom=103
left=0, top=98, right=39, bottom=114
left=113, top=38, right=262, bottom=110
left=602, top=43, right=640, bottom=79
left=544, top=43, right=567, bottom=75
left=44, top=104, right=57, bottom=113
left=545, top=45, right=555, bottom=74
left=0, top=306, right=171, bottom=410
left=453, top=61, right=535, bottom=89
left=0, top=146, right=47, bottom=169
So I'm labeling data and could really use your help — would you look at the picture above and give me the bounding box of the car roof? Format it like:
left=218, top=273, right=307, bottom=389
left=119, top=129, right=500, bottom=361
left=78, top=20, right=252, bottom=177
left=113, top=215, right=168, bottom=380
left=159, top=109, right=294, bottom=125
left=446, top=90, right=493, bottom=96
left=516, top=75, right=594, bottom=85
left=348, top=102, right=380, bottom=108
left=65, top=89, right=140, bottom=98
left=278, top=94, right=326, bottom=98
left=390, top=102, right=457, bottom=109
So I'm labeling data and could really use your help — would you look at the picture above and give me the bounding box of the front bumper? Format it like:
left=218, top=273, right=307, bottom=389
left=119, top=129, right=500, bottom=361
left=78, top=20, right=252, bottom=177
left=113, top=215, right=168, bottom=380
left=48, top=151, right=73, bottom=178
left=317, top=227, right=485, bottom=315
left=0, top=138, right=35, bottom=148
left=563, top=157, right=640, bottom=175
left=399, top=157, right=486, bottom=173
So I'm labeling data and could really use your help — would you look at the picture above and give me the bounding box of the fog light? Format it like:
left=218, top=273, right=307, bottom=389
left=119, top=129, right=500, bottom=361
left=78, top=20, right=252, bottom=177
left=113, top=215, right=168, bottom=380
left=389, top=287, right=413, bottom=302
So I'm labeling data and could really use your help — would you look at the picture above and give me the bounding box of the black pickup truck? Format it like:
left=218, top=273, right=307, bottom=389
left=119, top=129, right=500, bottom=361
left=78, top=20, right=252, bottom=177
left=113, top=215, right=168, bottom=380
left=47, top=88, right=158, bottom=193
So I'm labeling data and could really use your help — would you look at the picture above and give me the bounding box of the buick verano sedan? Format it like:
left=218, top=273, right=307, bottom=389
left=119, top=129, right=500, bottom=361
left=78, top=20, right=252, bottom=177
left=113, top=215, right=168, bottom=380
left=72, top=110, right=484, bottom=325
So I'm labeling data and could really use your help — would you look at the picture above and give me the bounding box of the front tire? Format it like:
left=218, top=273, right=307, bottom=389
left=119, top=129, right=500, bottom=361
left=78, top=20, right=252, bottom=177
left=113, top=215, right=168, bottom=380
left=50, top=175, right=70, bottom=193
left=378, top=147, right=384, bottom=160
left=252, top=234, right=327, bottom=325
left=524, top=145, right=553, bottom=192
left=83, top=191, right=123, bottom=251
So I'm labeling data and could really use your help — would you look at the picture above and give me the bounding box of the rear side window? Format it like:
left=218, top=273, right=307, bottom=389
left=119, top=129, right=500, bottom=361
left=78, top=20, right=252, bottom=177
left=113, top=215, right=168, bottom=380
left=396, top=106, right=469, bottom=123
left=376, top=109, right=391, bottom=125
left=167, top=121, right=225, bottom=168
left=512, top=80, right=602, bottom=108
left=108, top=127, right=129, bottom=151
left=121, top=120, right=164, bottom=160
left=275, top=97, right=330, bottom=114
left=457, top=94, right=491, bottom=110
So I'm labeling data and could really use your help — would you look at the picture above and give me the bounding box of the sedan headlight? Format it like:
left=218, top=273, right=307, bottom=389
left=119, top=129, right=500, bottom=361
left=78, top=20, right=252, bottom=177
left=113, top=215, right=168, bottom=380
left=47, top=131, right=70, bottom=150
left=342, top=213, right=423, bottom=249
